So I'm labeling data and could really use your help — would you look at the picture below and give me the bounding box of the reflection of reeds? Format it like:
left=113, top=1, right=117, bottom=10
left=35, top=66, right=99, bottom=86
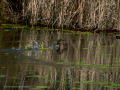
left=1, top=30, right=120, bottom=90
left=0, top=0, right=120, bottom=30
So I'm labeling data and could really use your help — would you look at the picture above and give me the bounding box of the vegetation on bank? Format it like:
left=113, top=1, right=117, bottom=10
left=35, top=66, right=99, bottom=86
left=0, top=0, right=120, bottom=31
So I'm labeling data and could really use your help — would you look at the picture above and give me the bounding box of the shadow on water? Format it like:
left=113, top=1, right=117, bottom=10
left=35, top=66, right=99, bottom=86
left=1, top=29, right=120, bottom=90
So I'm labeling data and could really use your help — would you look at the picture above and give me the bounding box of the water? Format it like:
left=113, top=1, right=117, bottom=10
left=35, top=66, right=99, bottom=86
left=0, top=29, right=120, bottom=90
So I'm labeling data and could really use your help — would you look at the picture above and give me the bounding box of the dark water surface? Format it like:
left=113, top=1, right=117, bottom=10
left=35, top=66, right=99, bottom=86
left=0, top=29, right=120, bottom=90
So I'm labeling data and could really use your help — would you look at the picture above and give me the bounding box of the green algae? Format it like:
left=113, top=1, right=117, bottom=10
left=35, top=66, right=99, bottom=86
left=1, top=24, right=29, bottom=29
left=30, top=86, right=50, bottom=89
left=26, top=75, right=47, bottom=78
left=74, top=81, right=120, bottom=89
left=0, top=75, right=6, bottom=77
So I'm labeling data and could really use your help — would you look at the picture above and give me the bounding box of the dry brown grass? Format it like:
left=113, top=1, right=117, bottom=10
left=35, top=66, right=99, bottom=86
left=0, top=0, right=14, bottom=21
left=0, top=0, right=120, bottom=30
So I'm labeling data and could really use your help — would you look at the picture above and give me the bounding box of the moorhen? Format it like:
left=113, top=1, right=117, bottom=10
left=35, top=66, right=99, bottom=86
left=56, top=39, right=68, bottom=53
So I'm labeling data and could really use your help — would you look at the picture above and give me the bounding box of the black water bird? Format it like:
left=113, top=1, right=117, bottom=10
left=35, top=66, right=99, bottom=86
left=115, top=36, right=120, bottom=39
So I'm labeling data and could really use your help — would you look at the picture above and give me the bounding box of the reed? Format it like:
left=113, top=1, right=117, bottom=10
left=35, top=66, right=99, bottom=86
left=0, top=0, right=120, bottom=31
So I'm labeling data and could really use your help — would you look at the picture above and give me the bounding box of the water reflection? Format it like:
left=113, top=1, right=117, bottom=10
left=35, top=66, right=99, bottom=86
left=0, top=29, right=120, bottom=90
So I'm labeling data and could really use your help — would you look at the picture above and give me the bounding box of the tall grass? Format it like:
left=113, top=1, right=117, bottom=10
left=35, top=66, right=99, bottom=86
left=0, top=0, right=14, bottom=21
left=0, top=0, right=120, bottom=30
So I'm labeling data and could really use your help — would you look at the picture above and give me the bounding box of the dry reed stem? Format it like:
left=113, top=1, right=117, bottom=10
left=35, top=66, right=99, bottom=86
left=1, top=0, right=120, bottom=30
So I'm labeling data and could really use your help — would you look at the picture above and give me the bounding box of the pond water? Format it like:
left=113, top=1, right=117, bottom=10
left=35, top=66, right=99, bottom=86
left=0, top=28, right=120, bottom=90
